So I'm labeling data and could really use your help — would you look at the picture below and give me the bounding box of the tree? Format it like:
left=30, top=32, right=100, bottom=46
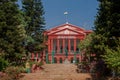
left=92, top=0, right=120, bottom=77
left=93, top=0, right=120, bottom=58
left=96, top=0, right=120, bottom=45
left=22, top=0, right=45, bottom=53
left=0, top=0, right=26, bottom=65
left=79, top=34, right=93, bottom=53
left=93, top=0, right=111, bottom=57
left=79, top=33, right=95, bottom=62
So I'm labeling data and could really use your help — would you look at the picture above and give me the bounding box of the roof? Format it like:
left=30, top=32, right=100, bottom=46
left=44, top=23, right=92, bottom=36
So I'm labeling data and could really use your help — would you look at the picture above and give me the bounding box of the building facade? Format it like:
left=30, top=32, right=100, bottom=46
left=44, top=23, right=92, bottom=63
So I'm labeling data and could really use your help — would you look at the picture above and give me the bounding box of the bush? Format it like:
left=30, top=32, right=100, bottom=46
left=29, top=61, right=43, bottom=67
left=1, top=66, right=23, bottom=80
left=36, top=62, right=43, bottom=67
left=29, top=61, right=35, bottom=67
left=0, top=57, right=8, bottom=71
left=19, top=66, right=26, bottom=73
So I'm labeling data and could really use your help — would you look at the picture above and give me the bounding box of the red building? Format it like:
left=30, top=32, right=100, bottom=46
left=44, top=23, right=92, bottom=63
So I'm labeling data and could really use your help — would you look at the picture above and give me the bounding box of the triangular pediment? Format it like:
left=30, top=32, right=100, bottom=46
left=46, top=23, right=91, bottom=35
left=55, top=29, right=79, bottom=35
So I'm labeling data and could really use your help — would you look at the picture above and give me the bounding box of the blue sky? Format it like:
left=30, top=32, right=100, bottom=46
left=18, top=0, right=99, bottom=30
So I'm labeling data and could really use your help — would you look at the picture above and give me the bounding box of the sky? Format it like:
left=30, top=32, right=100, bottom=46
left=18, top=0, right=99, bottom=30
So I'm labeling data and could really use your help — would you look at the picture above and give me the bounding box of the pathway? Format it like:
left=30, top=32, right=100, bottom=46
left=20, top=64, right=91, bottom=80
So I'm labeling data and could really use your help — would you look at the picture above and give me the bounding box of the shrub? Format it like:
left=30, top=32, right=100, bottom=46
left=29, top=61, right=35, bottom=67
left=36, top=62, right=43, bottom=67
left=19, top=66, right=26, bottom=73
left=0, top=57, right=9, bottom=71
left=2, top=66, right=23, bottom=80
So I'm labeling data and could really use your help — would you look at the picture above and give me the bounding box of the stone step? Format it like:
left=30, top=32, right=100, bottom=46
left=20, top=64, right=91, bottom=80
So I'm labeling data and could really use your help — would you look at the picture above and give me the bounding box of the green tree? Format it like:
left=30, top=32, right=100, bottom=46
left=22, top=0, right=45, bottom=53
left=93, top=0, right=120, bottom=58
left=93, top=0, right=111, bottom=58
left=79, top=34, right=93, bottom=53
left=79, top=33, right=94, bottom=62
left=92, top=0, right=120, bottom=76
left=0, top=0, right=26, bottom=65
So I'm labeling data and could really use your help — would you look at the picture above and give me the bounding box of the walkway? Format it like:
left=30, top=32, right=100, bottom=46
left=20, top=64, right=91, bottom=80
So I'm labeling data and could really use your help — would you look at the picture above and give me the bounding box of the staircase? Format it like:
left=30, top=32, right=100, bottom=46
left=20, top=64, right=91, bottom=80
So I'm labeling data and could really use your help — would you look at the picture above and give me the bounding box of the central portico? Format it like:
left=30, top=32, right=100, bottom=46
left=44, top=23, right=92, bottom=63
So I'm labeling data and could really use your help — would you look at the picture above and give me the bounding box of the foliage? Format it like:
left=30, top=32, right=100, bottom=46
left=79, top=61, right=89, bottom=66
left=103, top=45, right=120, bottom=74
left=104, top=48, right=120, bottom=69
left=79, top=33, right=95, bottom=62
left=90, top=34, right=107, bottom=58
left=36, top=61, right=43, bottom=66
left=22, top=0, right=45, bottom=53
left=93, top=0, right=120, bottom=58
left=29, top=61, right=35, bottom=67
left=29, top=61, right=43, bottom=67
left=1, top=66, right=23, bottom=80
left=0, top=57, right=9, bottom=71
left=79, top=33, right=93, bottom=53
left=0, top=0, right=26, bottom=65
left=5, top=66, right=22, bottom=75
left=18, top=66, right=26, bottom=73
left=92, top=0, right=120, bottom=77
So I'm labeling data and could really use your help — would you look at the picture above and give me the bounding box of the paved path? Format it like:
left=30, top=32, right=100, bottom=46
left=20, top=64, right=91, bottom=80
